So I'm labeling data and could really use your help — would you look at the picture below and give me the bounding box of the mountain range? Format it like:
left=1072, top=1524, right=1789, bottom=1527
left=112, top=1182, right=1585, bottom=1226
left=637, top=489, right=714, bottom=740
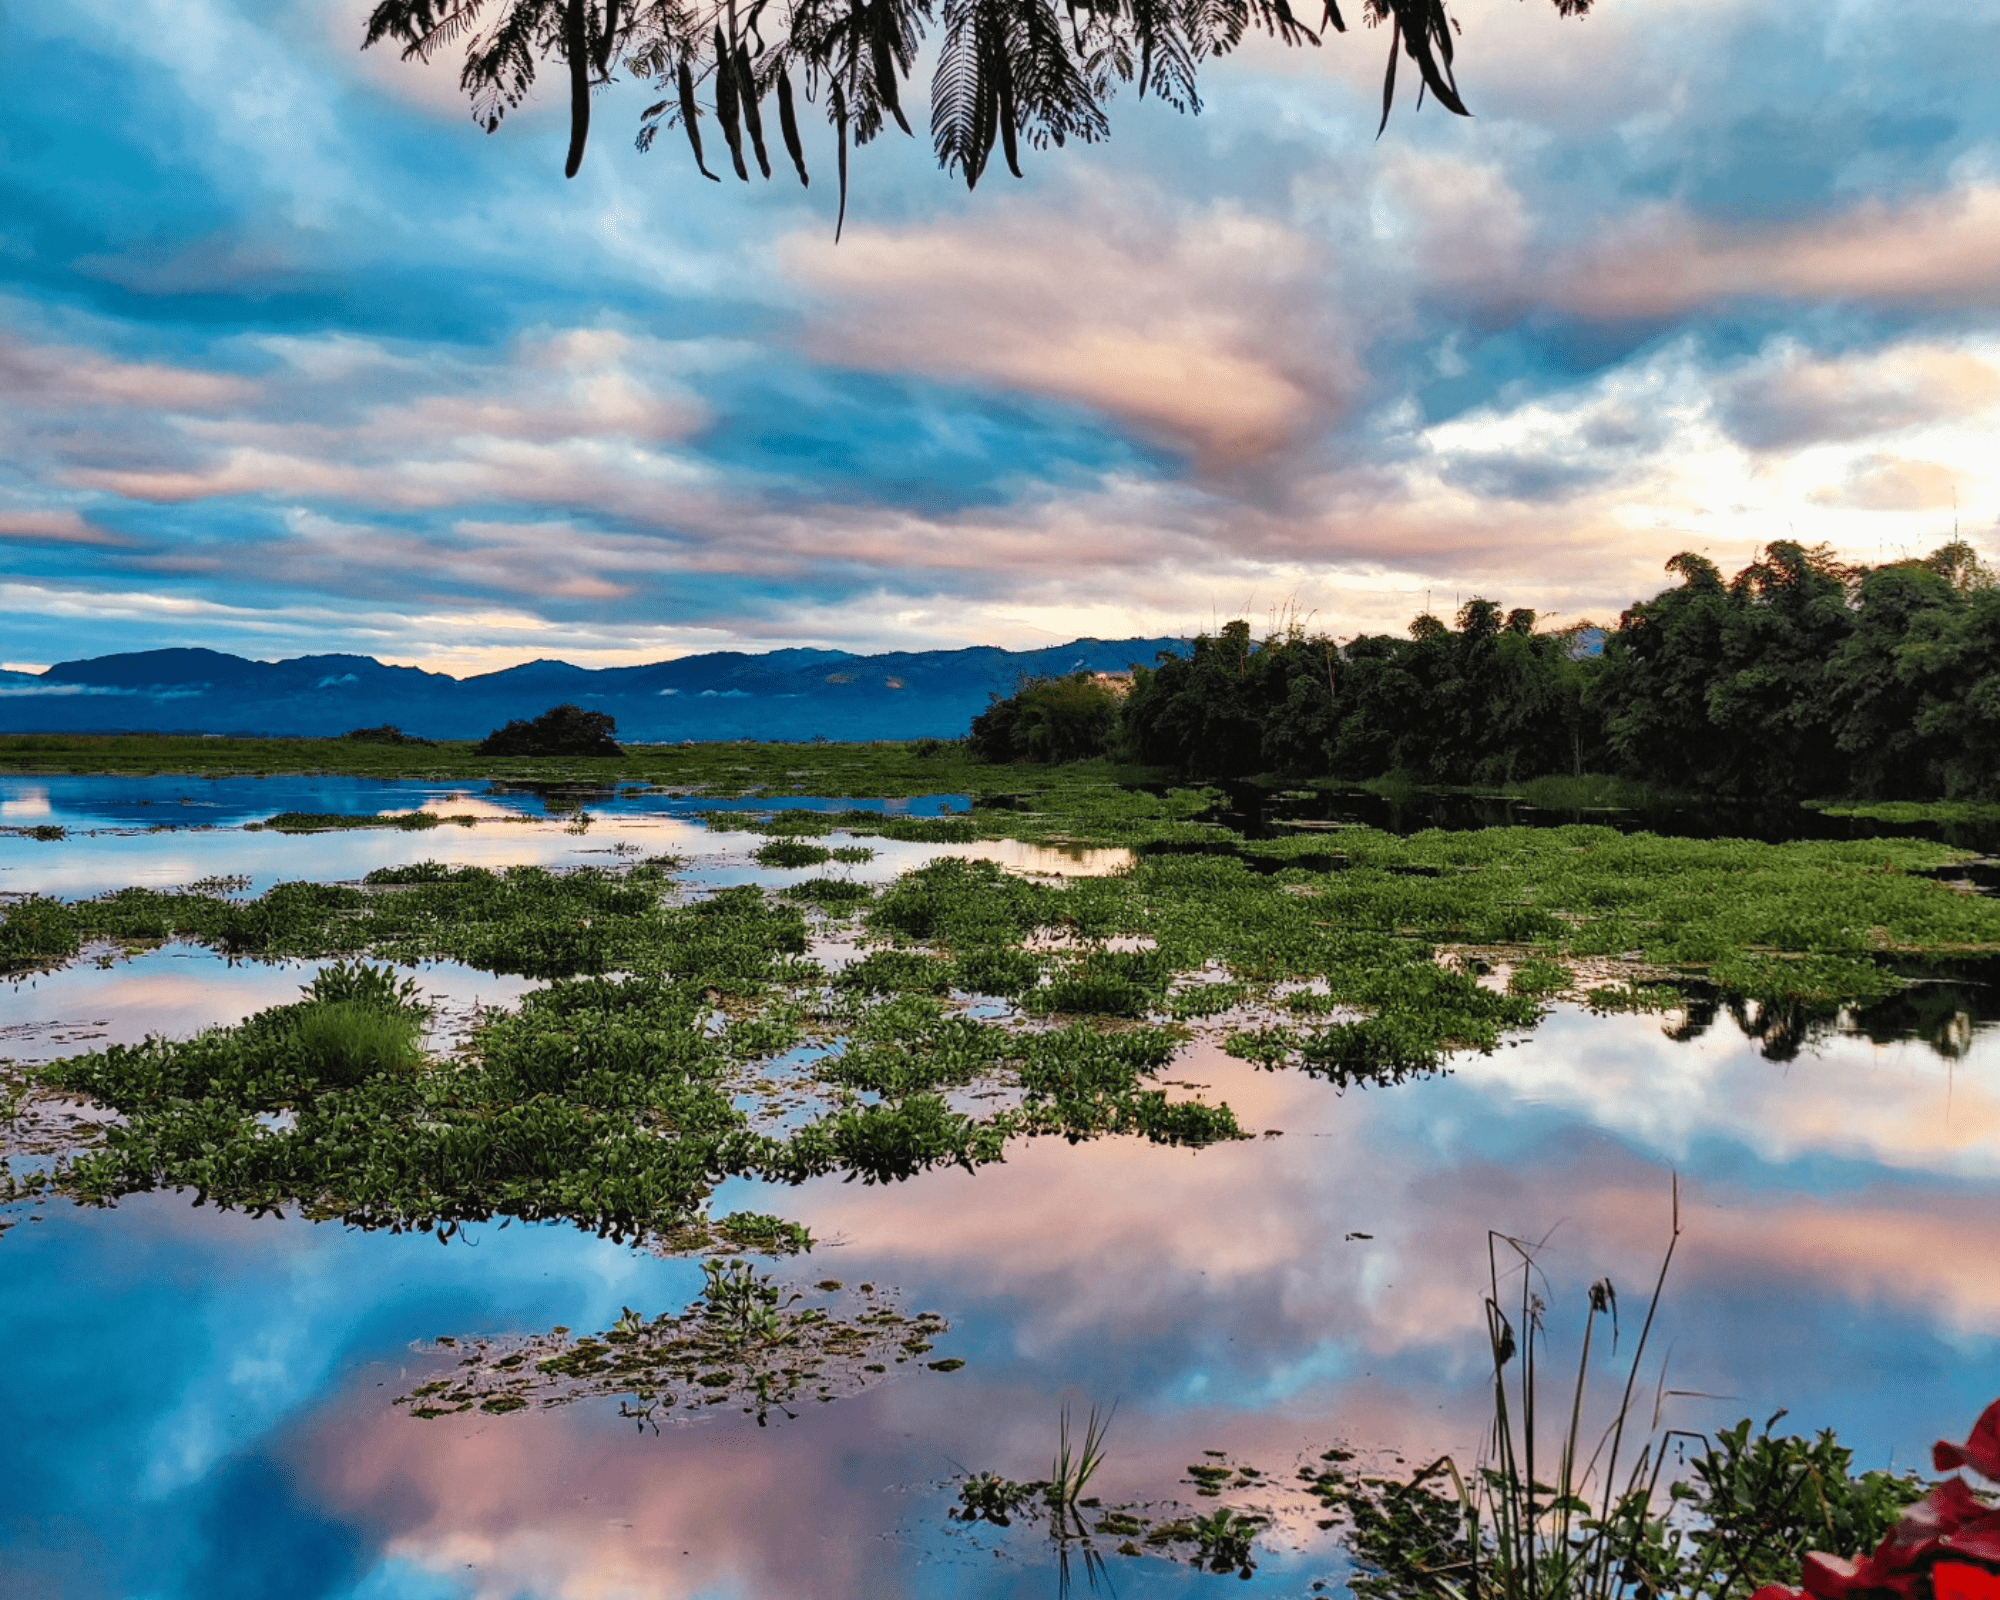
left=0, top=639, right=1186, bottom=742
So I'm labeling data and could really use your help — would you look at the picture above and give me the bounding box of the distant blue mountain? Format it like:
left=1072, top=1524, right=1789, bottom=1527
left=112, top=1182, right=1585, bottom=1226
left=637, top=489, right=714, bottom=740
left=0, top=638, right=1187, bottom=742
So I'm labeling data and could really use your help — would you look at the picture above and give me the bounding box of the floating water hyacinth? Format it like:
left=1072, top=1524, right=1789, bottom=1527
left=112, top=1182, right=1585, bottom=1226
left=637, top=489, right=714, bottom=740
left=397, top=1265, right=958, bottom=1428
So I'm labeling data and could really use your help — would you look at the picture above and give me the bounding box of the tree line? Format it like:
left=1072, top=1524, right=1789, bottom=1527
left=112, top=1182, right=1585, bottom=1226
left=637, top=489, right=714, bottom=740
left=969, top=540, right=2000, bottom=801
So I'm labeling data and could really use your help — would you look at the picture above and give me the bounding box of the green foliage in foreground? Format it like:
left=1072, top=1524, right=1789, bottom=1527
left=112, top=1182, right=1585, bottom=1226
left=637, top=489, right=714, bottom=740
left=1315, top=1416, right=1925, bottom=1600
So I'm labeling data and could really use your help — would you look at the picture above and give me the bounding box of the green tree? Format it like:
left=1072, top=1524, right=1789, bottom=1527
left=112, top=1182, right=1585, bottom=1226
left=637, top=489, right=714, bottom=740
left=970, top=673, right=1122, bottom=762
left=1703, top=541, right=1854, bottom=799
left=1596, top=553, right=1735, bottom=791
left=1899, top=581, right=2000, bottom=798
left=1124, top=621, right=1269, bottom=775
left=1826, top=559, right=1962, bottom=798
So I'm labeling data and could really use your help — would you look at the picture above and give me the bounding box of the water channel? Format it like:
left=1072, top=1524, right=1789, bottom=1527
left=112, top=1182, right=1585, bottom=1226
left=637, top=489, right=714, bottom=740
left=4, top=775, right=1999, bottom=1599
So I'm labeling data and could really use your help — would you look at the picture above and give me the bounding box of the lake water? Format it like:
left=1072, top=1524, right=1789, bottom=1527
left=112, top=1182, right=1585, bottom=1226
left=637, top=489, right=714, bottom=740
left=4, top=774, right=2000, bottom=1599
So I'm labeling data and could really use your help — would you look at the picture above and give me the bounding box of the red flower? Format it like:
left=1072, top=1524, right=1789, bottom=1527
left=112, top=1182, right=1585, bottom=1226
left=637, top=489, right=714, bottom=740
left=1935, top=1566, right=2000, bottom=1600
left=1938, top=1403, right=2000, bottom=1484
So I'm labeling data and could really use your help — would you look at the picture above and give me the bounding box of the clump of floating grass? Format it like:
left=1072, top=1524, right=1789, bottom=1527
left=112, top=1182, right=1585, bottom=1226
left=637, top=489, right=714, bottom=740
left=1805, top=797, right=2000, bottom=825
left=754, top=838, right=834, bottom=868
left=1507, top=956, right=1571, bottom=996
left=288, top=1015, right=417, bottom=1089
left=400, top=1262, right=956, bottom=1426
left=782, top=877, right=874, bottom=909
left=1027, top=950, right=1169, bottom=1018
left=701, top=809, right=836, bottom=838
left=711, top=1212, right=814, bottom=1254
left=250, top=811, right=443, bottom=833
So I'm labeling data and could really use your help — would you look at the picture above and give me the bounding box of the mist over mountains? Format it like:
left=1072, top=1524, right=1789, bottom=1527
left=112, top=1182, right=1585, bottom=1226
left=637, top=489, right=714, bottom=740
left=0, top=639, right=1185, bottom=742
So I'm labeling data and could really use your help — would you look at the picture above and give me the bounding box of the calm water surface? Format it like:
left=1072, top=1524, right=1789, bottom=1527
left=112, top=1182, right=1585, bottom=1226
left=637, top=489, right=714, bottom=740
left=4, top=776, right=1999, bottom=1599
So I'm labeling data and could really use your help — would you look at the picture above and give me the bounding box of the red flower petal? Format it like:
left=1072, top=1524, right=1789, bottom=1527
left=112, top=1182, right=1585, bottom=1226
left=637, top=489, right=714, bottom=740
left=1938, top=1402, right=2000, bottom=1481
left=1934, top=1565, right=2000, bottom=1600
left=1877, top=1482, right=1994, bottom=1573
left=1751, top=1587, right=1806, bottom=1600
left=1939, top=1528, right=2000, bottom=1567
left=1806, top=1553, right=1876, bottom=1599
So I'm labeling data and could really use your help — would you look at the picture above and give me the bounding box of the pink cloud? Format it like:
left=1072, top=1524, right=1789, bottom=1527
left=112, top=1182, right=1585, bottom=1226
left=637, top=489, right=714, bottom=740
left=1556, top=185, right=2000, bottom=319
left=0, top=333, right=255, bottom=411
left=1719, top=343, right=2000, bottom=451
left=784, top=178, right=1361, bottom=470
left=0, top=507, right=133, bottom=546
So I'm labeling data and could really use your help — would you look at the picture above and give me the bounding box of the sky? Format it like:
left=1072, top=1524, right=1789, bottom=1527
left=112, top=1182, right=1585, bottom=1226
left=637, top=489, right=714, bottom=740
left=2, top=0, right=1997, bottom=676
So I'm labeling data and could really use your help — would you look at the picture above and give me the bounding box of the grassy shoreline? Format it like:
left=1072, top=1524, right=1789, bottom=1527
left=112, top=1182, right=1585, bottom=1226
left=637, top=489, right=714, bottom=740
left=11, top=734, right=1998, bottom=834
left=0, top=731, right=1013, bottom=794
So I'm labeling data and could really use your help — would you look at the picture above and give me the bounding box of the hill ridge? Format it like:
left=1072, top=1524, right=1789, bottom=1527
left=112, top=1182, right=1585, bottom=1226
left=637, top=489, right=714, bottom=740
left=2, top=637, right=1184, bottom=742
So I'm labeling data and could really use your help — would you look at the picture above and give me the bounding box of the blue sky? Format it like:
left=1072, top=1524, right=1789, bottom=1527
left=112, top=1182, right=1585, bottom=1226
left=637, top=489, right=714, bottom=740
left=2, top=0, right=1997, bottom=673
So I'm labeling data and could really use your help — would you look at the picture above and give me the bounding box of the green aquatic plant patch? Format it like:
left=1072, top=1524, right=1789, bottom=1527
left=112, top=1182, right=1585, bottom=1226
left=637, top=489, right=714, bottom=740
left=24, top=881, right=1246, bottom=1239
left=752, top=838, right=835, bottom=868
left=947, top=1433, right=1277, bottom=1580
left=247, top=811, right=460, bottom=833
left=1805, top=798, right=2000, bottom=826
left=0, top=731, right=1030, bottom=795
left=0, top=895, right=84, bottom=973
left=398, top=1262, right=954, bottom=1425
left=15, top=792, right=2000, bottom=1243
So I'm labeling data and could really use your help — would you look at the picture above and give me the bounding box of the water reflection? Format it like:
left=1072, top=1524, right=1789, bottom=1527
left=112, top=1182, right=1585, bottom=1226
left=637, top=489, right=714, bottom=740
left=6, top=1009, right=2000, bottom=1597
left=0, top=780, right=1035, bottom=902
left=0, top=774, right=970, bottom=832
left=8, top=783, right=2000, bottom=1598
left=1213, top=782, right=2000, bottom=855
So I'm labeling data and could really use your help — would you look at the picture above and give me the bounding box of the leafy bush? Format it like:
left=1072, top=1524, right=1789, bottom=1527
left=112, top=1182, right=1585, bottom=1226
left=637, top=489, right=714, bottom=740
left=342, top=725, right=434, bottom=746
left=754, top=838, right=834, bottom=868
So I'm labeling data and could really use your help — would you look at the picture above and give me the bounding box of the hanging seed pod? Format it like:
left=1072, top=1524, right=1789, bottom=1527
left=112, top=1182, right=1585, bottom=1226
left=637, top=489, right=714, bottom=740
left=679, top=60, right=720, bottom=180
left=714, top=26, right=750, bottom=179
left=776, top=70, right=810, bottom=185
left=736, top=43, right=773, bottom=178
